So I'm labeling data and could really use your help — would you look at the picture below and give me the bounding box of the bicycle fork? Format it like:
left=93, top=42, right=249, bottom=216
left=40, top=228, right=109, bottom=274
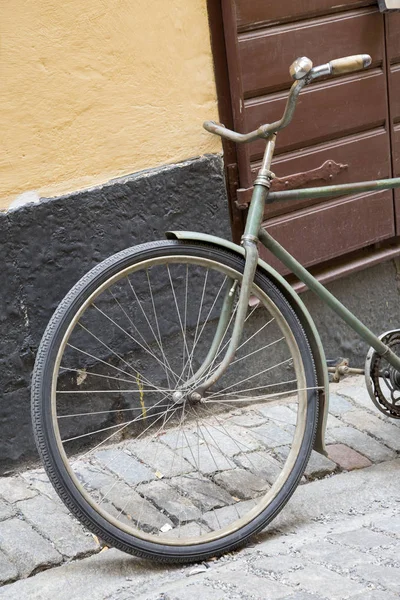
left=187, top=136, right=277, bottom=401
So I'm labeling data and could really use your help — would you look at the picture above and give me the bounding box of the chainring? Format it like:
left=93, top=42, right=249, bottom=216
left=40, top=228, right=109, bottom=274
left=365, top=329, right=400, bottom=419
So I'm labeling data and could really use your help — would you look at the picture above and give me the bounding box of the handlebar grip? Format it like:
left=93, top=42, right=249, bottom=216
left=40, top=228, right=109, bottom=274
left=329, top=54, right=372, bottom=75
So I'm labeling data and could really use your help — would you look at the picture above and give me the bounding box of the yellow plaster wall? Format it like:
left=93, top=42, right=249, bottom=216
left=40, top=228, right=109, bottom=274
left=0, top=1, right=221, bottom=210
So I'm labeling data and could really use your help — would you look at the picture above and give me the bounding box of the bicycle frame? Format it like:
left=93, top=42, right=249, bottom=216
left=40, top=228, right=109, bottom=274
left=190, top=136, right=400, bottom=401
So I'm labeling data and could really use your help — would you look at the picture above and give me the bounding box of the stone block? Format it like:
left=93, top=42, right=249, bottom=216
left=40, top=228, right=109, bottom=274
left=284, top=564, right=366, bottom=598
left=233, top=450, right=284, bottom=485
left=0, top=499, right=15, bottom=521
left=203, top=498, right=257, bottom=530
left=16, top=495, right=99, bottom=558
left=0, top=517, right=62, bottom=577
left=137, top=480, right=201, bottom=522
left=329, top=426, right=395, bottom=463
left=213, top=468, right=268, bottom=499
left=94, top=449, right=155, bottom=485
left=328, top=527, right=394, bottom=549
left=127, top=440, right=194, bottom=478
left=326, top=444, right=372, bottom=471
left=170, top=475, right=233, bottom=511
left=0, top=476, right=37, bottom=503
left=340, top=411, right=400, bottom=451
left=0, top=548, right=18, bottom=584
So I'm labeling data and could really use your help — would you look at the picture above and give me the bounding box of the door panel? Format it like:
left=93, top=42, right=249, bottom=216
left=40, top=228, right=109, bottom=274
left=235, top=0, right=374, bottom=30
left=386, top=12, right=400, bottom=227
left=219, top=0, right=397, bottom=273
left=261, top=191, right=395, bottom=273
left=245, top=71, right=388, bottom=158
left=261, top=129, right=391, bottom=219
left=239, top=8, right=384, bottom=96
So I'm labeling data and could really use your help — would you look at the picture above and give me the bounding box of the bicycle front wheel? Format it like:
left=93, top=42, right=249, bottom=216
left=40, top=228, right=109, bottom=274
left=32, top=240, right=318, bottom=562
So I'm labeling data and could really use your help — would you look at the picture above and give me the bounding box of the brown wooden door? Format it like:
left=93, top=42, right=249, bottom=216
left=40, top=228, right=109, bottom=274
left=219, top=0, right=400, bottom=274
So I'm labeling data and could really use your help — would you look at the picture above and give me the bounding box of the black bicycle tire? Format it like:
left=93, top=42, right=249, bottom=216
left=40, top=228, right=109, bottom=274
left=31, top=239, right=318, bottom=563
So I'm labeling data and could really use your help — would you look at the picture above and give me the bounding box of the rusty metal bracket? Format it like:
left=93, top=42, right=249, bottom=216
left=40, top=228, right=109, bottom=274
left=235, top=159, right=348, bottom=209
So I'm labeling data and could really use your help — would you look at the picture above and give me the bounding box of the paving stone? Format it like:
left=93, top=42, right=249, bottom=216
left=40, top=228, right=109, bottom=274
left=170, top=475, right=234, bottom=511
left=137, top=581, right=236, bottom=600
left=137, top=480, right=201, bottom=522
left=182, top=424, right=260, bottom=457
left=328, top=393, right=356, bottom=416
left=16, top=495, right=99, bottom=558
left=0, top=548, right=18, bottom=584
left=300, top=540, right=374, bottom=569
left=371, top=514, right=400, bottom=537
left=251, top=422, right=294, bottom=447
left=0, top=477, right=37, bottom=503
left=352, top=591, right=399, bottom=600
left=127, top=440, right=194, bottom=477
left=228, top=410, right=268, bottom=428
left=0, top=499, right=15, bottom=521
left=0, top=517, right=62, bottom=577
left=252, top=554, right=304, bottom=573
left=284, top=564, right=366, bottom=598
left=203, top=498, right=257, bottom=530
left=95, top=449, right=155, bottom=485
left=254, top=404, right=298, bottom=428
left=354, top=563, right=400, bottom=594
left=75, top=462, right=173, bottom=533
left=329, top=426, right=396, bottom=463
left=326, top=444, right=372, bottom=471
left=341, top=411, right=400, bottom=451
left=337, top=385, right=377, bottom=411
left=234, top=450, right=284, bottom=485
left=275, top=448, right=337, bottom=480
left=172, top=438, right=236, bottom=476
left=281, top=595, right=324, bottom=600
left=325, top=413, right=344, bottom=429
left=213, top=468, right=268, bottom=499
left=20, top=470, right=60, bottom=502
left=328, top=527, right=395, bottom=550
left=163, top=521, right=211, bottom=539
left=208, top=568, right=293, bottom=599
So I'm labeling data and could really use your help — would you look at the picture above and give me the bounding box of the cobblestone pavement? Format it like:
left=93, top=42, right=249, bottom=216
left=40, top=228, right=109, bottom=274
left=0, top=376, right=399, bottom=598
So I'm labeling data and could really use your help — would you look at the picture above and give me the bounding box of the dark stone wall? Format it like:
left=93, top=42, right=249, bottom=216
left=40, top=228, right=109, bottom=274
left=0, top=154, right=230, bottom=473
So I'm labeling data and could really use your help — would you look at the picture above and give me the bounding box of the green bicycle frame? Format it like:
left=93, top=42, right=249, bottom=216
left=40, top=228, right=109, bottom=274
left=192, top=137, right=400, bottom=397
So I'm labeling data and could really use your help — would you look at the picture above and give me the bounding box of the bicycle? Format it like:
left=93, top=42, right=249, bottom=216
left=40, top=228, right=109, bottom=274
left=31, top=54, right=400, bottom=564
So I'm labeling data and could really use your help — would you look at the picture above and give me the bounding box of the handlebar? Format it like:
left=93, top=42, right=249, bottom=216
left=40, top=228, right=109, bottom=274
left=203, top=54, right=372, bottom=144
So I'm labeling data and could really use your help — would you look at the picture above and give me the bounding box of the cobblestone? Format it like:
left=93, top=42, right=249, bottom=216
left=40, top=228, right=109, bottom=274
left=0, top=517, right=62, bottom=577
left=95, top=449, right=155, bottom=485
left=137, top=481, right=201, bottom=522
left=283, top=564, right=367, bottom=598
left=340, top=410, right=400, bottom=451
left=0, top=550, right=18, bottom=585
left=328, top=425, right=396, bottom=463
left=326, top=444, right=372, bottom=471
left=354, top=563, right=400, bottom=594
left=16, top=495, right=99, bottom=558
left=0, top=500, right=15, bottom=522
left=371, top=514, right=400, bottom=537
left=1, top=376, right=400, bottom=597
left=326, top=392, right=355, bottom=415
left=213, top=468, right=268, bottom=499
left=0, top=477, right=37, bottom=503
left=127, top=440, right=194, bottom=477
left=170, top=475, right=234, bottom=511
left=328, top=527, right=395, bottom=550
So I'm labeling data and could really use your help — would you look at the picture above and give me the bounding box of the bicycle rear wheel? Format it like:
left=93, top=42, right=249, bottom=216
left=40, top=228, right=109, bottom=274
left=32, top=240, right=318, bottom=562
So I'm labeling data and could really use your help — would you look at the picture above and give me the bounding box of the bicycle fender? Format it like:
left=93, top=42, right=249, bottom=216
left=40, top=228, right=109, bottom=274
left=166, top=230, right=329, bottom=455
